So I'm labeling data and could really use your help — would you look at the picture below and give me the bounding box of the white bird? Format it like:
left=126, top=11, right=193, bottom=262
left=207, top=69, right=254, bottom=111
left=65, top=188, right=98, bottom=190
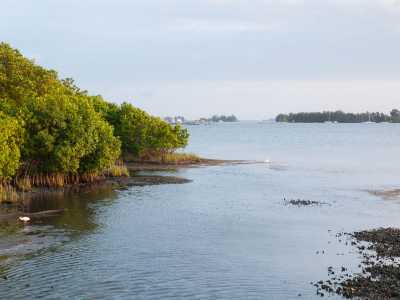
left=18, top=216, right=30, bottom=222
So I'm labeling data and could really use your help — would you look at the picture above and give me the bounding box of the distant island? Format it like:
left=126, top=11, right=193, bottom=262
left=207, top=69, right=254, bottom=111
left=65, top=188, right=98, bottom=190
left=276, top=109, right=400, bottom=123
left=165, top=114, right=239, bottom=125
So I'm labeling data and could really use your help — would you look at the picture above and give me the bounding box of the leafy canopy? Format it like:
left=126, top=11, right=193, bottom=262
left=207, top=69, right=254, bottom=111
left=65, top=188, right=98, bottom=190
left=0, top=112, right=22, bottom=180
left=93, top=101, right=189, bottom=160
left=0, top=42, right=189, bottom=183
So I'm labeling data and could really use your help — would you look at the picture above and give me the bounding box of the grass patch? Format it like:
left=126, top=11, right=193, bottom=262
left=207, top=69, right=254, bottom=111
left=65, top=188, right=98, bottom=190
left=103, top=164, right=129, bottom=177
left=126, top=151, right=202, bottom=165
left=157, top=153, right=202, bottom=164
left=14, top=172, right=102, bottom=190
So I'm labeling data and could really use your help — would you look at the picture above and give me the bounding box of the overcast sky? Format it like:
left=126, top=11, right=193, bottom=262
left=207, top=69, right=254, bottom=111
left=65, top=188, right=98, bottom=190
left=2, top=0, right=400, bottom=119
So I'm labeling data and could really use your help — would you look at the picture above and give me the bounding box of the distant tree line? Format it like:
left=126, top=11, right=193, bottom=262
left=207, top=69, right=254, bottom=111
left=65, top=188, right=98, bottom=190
left=0, top=43, right=189, bottom=188
left=209, top=115, right=238, bottom=122
left=276, top=110, right=400, bottom=123
left=164, top=114, right=239, bottom=124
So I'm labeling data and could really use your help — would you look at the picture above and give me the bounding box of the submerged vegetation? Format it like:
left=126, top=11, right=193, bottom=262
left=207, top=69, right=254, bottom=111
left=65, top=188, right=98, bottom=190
left=276, top=110, right=400, bottom=123
left=0, top=42, right=189, bottom=193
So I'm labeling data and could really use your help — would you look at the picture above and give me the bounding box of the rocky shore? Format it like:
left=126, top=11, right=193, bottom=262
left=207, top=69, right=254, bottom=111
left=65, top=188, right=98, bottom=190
left=315, top=228, right=400, bottom=299
left=284, top=198, right=328, bottom=207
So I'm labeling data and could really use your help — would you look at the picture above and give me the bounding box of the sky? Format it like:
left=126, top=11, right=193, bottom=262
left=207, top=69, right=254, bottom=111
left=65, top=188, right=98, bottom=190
left=1, top=0, right=400, bottom=119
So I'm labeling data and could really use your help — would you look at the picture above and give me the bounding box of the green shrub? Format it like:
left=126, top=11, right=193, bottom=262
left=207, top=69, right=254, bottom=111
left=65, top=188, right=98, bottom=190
left=0, top=112, right=22, bottom=180
left=99, top=102, right=189, bottom=159
left=0, top=42, right=121, bottom=178
left=0, top=42, right=191, bottom=188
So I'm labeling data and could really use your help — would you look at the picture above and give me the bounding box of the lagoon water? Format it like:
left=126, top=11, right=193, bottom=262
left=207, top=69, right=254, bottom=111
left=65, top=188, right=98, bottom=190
left=2, top=122, right=400, bottom=299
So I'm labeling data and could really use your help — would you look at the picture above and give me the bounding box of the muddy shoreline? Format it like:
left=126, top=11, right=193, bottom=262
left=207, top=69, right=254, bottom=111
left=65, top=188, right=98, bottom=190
left=0, top=158, right=254, bottom=258
left=125, top=158, right=255, bottom=172
left=367, top=188, right=400, bottom=200
left=0, top=158, right=254, bottom=216
left=0, top=175, right=191, bottom=205
left=315, top=228, right=400, bottom=299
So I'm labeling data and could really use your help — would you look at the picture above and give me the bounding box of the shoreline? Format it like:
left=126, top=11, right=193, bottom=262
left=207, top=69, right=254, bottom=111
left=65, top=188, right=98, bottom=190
left=367, top=188, right=400, bottom=200
left=0, top=157, right=257, bottom=214
left=125, top=158, right=255, bottom=172
left=0, top=157, right=256, bottom=256
left=315, top=228, right=400, bottom=298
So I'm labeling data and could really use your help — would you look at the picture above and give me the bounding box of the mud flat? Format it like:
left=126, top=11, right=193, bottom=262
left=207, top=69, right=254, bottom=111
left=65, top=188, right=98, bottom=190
left=367, top=188, right=400, bottom=200
left=0, top=174, right=191, bottom=220
left=315, top=228, right=400, bottom=299
left=107, top=175, right=191, bottom=186
left=1, top=158, right=261, bottom=206
left=125, top=158, right=255, bottom=172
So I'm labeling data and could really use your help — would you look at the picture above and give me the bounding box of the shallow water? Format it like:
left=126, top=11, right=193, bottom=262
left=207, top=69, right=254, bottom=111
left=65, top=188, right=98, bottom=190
left=1, top=122, right=400, bottom=299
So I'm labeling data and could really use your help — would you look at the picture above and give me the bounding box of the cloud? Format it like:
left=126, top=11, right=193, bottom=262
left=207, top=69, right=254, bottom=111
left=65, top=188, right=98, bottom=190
left=97, top=79, right=400, bottom=119
left=2, top=0, right=400, bottom=117
left=381, top=0, right=400, bottom=9
left=165, top=19, right=281, bottom=33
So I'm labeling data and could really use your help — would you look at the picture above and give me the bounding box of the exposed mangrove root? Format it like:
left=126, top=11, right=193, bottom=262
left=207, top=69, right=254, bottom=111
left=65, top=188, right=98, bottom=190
left=0, top=163, right=130, bottom=203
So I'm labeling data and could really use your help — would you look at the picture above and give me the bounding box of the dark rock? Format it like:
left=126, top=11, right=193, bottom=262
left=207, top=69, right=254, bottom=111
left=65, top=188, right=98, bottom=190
left=314, top=227, right=400, bottom=299
left=284, top=199, right=328, bottom=207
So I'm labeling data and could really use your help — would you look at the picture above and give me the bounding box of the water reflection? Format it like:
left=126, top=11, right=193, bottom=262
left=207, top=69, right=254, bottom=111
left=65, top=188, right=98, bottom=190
left=0, top=185, right=119, bottom=265
left=2, top=123, right=400, bottom=299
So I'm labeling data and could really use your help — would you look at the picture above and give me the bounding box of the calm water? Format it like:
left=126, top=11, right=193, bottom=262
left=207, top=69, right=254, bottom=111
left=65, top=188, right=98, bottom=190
left=2, top=122, right=400, bottom=299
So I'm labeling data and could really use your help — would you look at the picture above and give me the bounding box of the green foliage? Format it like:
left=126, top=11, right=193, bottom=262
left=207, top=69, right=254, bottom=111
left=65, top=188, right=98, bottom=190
left=390, top=109, right=400, bottom=123
left=0, top=112, right=22, bottom=180
left=143, top=116, right=189, bottom=156
left=0, top=42, right=121, bottom=180
left=78, top=113, right=121, bottom=173
left=115, top=103, right=148, bottom=156
left=0, top=42, right=190, bottom=185
left=275, top=114, right=289, bottom=122
left=0, top=42, right=60, bottom=111
left=20, top=95, right=120, bottom=174
left=95, top=102, right=189, bottom=160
